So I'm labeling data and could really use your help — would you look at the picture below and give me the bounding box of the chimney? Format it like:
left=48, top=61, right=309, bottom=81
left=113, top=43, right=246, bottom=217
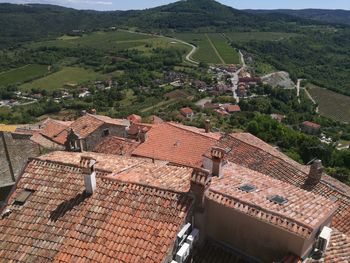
left=90, top=109, right=97, bottom=115
left=190, top=168, right=211, bottom=212
left=205, top=119, right=210, bottom=133
left=307, top=159, right=324, bottom=186
left=211, top=147, right=226, bottom=177
left=80, top=156, right=97, bottom=194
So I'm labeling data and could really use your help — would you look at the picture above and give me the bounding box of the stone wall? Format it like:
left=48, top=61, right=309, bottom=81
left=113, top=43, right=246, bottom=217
left=84, top=124, right=126, bottom=151
left=0, top=132, right=41, bottom=188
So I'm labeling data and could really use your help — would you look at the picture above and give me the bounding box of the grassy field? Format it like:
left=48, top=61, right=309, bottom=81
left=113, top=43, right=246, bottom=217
left=173, top=33, right=239, bottom=64
left=308, top=85, right=350, bottom=123
left=0, top=64, right=49, bottom=87
left=20, top=67, right=102, bottom=92
left=225, top=32, right=298, bottom=42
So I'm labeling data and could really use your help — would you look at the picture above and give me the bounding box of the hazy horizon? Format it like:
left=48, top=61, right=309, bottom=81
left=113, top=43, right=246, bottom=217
left=0, top=0, right=349, bottom=11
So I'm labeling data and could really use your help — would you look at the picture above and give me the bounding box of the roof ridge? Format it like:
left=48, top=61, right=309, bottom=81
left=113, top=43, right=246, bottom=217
left=103, top=176, right=192, bottom=196
left=167, top=122, right=219, bottom=141
left=30, top=157, right=113, bottom=174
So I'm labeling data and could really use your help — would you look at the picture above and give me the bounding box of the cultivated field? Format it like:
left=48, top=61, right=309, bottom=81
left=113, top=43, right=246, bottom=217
left=225, top=32, right=299, bottom=42
left=20, top=67, right=102, bottom=92
left=173, top=33, right=239, bottom=64
left=308, top=85, right=350, bottom=123
left=0, top=64, right=49, bottom=87
left=29, top=31, right=157, bottom=51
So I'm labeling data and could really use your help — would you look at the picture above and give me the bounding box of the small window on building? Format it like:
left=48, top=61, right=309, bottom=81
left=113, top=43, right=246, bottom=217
left=238, top=184, right=257, bottom=193
left=13, top=189, right=34, bottom=205
left=103, top=129, right=110, bottom=137
left=268, top=195, right=288, bottom=205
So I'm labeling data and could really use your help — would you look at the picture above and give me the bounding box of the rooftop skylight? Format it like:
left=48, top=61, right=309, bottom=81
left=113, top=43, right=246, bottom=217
left=268, top=195, right=288, bottom=205
left=238, top=184, right=257, bottom=193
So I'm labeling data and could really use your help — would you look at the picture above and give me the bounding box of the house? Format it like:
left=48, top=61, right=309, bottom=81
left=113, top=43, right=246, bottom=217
left=271, top=113, right=286, bottom=123
left=239, top=77, right=262, bottom=85
left=0, top=131, right=41, bottom=203
left=0, top=152, right=195, bottom=262
left=132, top=122, right=221, bottom=168
left=31, top=114, right=129, bottom=152
left=205, top=132, right=350, bottom=239
left=127, top=114, right=142, bottom=123
left=180, top=107, right=194, bottom=119
left=225, top=105, right=241, bottom=114
left=214, top=109, right=229, bottom=117
left=301, top=121, right=321, bottom=135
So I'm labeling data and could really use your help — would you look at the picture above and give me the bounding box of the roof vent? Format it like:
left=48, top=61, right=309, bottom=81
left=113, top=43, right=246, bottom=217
left=268, top=195, right=288, bottom=205
left=238, top=184, right=257, bottom=193
left=80, top=156, right=97, bottom=195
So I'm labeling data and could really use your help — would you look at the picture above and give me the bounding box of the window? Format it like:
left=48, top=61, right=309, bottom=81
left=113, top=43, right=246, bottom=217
left=268, top=195, right=288, bottom=205
left=238, top=184, right=257, bottom=193
left=103, top=129, right=110, bottom=137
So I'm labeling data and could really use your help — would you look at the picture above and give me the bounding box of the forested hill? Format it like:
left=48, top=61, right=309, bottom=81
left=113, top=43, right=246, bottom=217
left=0, top=0, right=327, bottom=49
left=247, top=9, right=350, bottom=26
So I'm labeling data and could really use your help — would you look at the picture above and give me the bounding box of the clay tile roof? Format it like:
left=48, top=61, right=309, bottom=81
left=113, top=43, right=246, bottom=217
left=302, top=121, right=321, bottom=129
left=0, top=153, right=193, bottom=262
left=208, top=163, right=337, bottom=238
left=93, top=136, right=140, bottom=156
left=192, top=239, right=250, bottom=263
left=39, top=151, right=192, bottom=192
left=132, top=123, right=221, bottom=168
left=211, top=133, right=350, bottom=235
left=180, top=107, right=193, bottom=115
left=40, top=118, right=69, bottom=139
left=225, top=105, right=241, bottom=113
left=127, top=114, right=142, bottom=123
left=320, top=228, right=350, bottom=262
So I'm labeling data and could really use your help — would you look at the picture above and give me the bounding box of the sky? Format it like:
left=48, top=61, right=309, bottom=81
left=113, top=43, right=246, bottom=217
left=0, top=0, right=349, bottom=11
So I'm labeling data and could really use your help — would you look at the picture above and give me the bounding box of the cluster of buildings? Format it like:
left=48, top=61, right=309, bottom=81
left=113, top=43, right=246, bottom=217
left=0, top=111, right=349, bottom=262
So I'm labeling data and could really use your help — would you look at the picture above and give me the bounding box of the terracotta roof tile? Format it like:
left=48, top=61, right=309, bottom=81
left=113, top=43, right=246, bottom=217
left=39, top=151, right=192, bottom=192
left=180, top=107, right=193, bottom=115
left=212, top=133, right=350, bottom=235
left=208, top=163, right=337, bottom=238
left=93, top=136, right=140, bottom=156
left=132, top=123, right=221, bottom=167
left=302, top=121, right=321, bottom=129
left=0, top=153, right=193, bottom=262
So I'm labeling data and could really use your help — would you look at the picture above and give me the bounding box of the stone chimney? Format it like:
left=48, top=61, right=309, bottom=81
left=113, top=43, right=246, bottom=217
left=211, top=147, right=226, bottom=177
left=205, top=119, right=210, bottom=133
left=190, top=168, right=211, bottom=212
left=80, top=156, right=97, bottom=194
left=307, top=159, right=324, bottom=186
left=90, top=109, right=97, bottom=115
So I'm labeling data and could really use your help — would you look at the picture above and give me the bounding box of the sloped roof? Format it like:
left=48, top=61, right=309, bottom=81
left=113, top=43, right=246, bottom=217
left=39, top=152, right=192, bottom=192
left=39, top=115, right=129, bottom=145
left=132, top=123, right=221, bottom=168
left=0, top=154, right=193, bottom=262
left=211, top=133, right=350, bottom=235
left=302, top=121, right=321, bottom=129
left=93, top=136, right=140, bottom=156
left=225, top=105, right=241, bottom=112
left=180, top=107, right=193, bottom=115
left=209, top=163, right=337, bottom=238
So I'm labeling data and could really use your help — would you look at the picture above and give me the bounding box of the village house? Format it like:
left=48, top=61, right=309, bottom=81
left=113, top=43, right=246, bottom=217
left=26, top=114, right=130, bottom=152
left=271, top=113, right=286, bottom=123
left=301, top=121, right=321, bottom=135
left=225, top=104, right=241, bottom=114
left=237, top=83, right=248, bottom=97
left=180, top=107, right=194, bottom=120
